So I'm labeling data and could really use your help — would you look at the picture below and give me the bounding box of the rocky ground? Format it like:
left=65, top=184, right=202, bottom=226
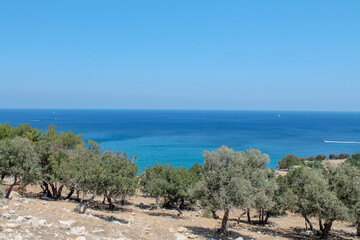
left=0, top=187, right=358, bottom=240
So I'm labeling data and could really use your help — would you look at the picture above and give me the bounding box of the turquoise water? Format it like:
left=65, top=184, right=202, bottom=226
left=1, top=109, right=360, bottom=170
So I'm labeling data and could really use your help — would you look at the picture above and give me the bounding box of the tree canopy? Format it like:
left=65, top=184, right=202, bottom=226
left=277, top=154, right=303, bottom=170
left=140, top=163, right=200, bottom=215
left=193, top=146, right=274, bottom=233
left=280, top=166, right=348, bottom=239
left=0, top=137, right=40, bottom=198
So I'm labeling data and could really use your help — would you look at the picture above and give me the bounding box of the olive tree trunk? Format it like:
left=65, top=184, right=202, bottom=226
left=120, top=195, right=126, bottom=206
left=247, top=208, right=251, bottom=223
left=76, top=189, right=80, bottom=199
left=171, top=198, right=183, bottom=217
left=76, top=192, right=96, bottom=214
left=156, top=196, right=160, bottom=209
left=218, top=208, right=230, bottom=234
left=65, top=188, right=75, bottom=199
left=82, top=195, right=96, bottom=213
left=41, top=181, right=52, bottom=198
left=321, top=221, right=333, bottom=239
left=303, top=215, right=314, bottom=232
left=5, top=175, right=18, bottom=199
left=212, top=209, right=219, bottom=219
left=55, top=185, right=64, bottom=199
left=107, top=196, right=114, bottom=210
left=319, top=219, right=324, bottom=231
left=264, top=211, right=270, bottom=224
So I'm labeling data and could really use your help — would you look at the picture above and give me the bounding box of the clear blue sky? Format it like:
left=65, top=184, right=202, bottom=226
left=1, top=1, right=359, bottom=111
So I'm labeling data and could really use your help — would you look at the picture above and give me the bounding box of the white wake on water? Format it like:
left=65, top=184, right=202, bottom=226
left=324, top=140, right=360, bottom=144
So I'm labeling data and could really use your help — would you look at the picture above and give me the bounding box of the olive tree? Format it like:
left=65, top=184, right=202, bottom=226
left=0, top=137, right=40, bottom=198
left=141, top=164, right=170, bottom=209
left=140, top=164, right=196, bottom=215
left=339, top=153, right=350, bottom=159
left=315, top=154, right=327, bottom=160
left=252, top=168, right=277, bottom=224
left=0, top=122, right=13, bottom=140
left=281, top=166, right=348, bottom=239
left=98, top=151, right=138, bottom=209
left=277, top=154, right=302, bottom=170
left=188, top=163, right=203, bottom=184
left=36, top=125, right=84, bottom=199
left=193, top=146, right=272, bottom=233
left=0, top=122, right=42, bottom=142
left=61, top=146, right=103, bottom=213
left=329, top=163, right=360, bottom=236
left=346, top=153, right=360, bottom=168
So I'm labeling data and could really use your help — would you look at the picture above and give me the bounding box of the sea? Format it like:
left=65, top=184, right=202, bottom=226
left=0, top=109, right=360, bottom=171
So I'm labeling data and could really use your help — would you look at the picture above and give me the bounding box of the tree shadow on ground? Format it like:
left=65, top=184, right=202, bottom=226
left=229, top=220, right=314, bottom=240
left=24, top=191, right=41, bottom=198
left=88, top=213, right=128, bottom=224
left=145, top=211, right=182, bottom=219
left=330, top=229, right=357, bottom=240
left=228, top=220, right=355, bottom=240
left=184, top=226, right=253, bottom=240
left=134, top=202, right=156, bottom=210
left=88, top=201, right=133, bottom=213
left=114, top=199, right=131, bottom=206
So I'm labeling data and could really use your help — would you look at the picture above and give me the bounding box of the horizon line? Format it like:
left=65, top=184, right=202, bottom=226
left=0, top=107, right=359, bottom=113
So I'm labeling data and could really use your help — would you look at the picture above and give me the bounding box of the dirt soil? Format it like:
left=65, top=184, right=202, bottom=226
left=0, top=185, right=358, bottom=240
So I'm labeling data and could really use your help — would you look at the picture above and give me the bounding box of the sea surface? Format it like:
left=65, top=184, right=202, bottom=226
left=1, top=109, right=360, bottom=171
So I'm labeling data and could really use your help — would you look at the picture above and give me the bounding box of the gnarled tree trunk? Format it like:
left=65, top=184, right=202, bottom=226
left=218, top=208, right=230, bottom=234
left=321, top=221, right=333, bottom=239
left=107, top=196, right=114, bottom=210
left=82, top=195, right=96, bottom=214
left=212, top=209, right=219, bottom=219
left=65, top=188, right=75, bottom=199
left=5, top=175, right=18, bottom=199
left=42, top=182, right=64, bottom=199
left=121, top=195, right=126, bottom=206
left=258, top=209, right=262, bottom=222
left=156, top=196, right=160, bottom=209
left=319, top=219, right=324, bottom=231
left=171, top=198, right=183, bottom=217
left=42, top=181, right=52, bottom=198
left=55, top=185, right=63, bottom=199
left=303, top=215, right=314, bottom=232
left=264, top=210, right=270, bottom=224
left=76, top=192, right=96, bottom=214
left=76, top=189, right=80, bottom=199
left=247, top=208, right=251, bottom=223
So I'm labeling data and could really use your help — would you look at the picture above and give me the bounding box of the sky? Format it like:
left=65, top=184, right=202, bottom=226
left=0, top=1, right=359, bottom=111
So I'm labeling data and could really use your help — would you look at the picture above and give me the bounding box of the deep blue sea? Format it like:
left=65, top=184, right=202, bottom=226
left=1, top=109, right=360, bottom=170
